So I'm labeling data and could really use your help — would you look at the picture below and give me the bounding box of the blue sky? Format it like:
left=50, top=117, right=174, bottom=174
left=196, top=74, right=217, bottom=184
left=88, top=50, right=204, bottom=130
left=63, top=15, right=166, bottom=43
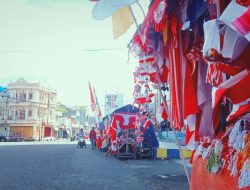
left=0, top=0, right=149, bottom=108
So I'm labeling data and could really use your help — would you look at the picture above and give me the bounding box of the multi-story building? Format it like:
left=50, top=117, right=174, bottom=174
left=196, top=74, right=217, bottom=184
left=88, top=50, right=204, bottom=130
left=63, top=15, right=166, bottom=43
left=56, top=104, right=87, bottom=139
left=6, top=78, right=57, bottom=140
left=104, top=93, right=124, bottom=115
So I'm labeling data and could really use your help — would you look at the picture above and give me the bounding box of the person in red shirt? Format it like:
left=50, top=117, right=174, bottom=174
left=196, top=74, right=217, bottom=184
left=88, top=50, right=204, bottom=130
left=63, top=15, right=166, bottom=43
left=89, top=127, right=96, bottom=150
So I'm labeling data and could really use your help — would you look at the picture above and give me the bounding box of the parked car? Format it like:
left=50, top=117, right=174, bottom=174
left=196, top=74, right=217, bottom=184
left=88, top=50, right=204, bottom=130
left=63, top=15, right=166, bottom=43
left=0, top=133, right=9, bottom=142
left=9, top=135, right=24, bottom=142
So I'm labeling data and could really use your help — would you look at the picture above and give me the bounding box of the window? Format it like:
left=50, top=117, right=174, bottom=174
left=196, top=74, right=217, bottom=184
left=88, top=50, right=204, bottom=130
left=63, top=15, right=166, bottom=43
left=18, top=91, right=26, bottom=102
left=29, top=93, right=33, bottom=100
left=28, top=110, right=32, bottom=117
left=19, top=110, right=25, bottom=120
left=50, top=95, right=53, bottom=102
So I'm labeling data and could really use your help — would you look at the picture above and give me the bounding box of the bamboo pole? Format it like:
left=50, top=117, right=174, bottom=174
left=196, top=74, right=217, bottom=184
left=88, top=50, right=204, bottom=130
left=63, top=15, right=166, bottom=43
left=155, top=64, right=191, bottom=185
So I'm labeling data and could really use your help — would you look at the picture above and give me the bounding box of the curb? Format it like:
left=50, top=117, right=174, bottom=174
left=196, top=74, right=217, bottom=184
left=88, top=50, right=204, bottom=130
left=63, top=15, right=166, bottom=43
left=153, top=147, right=192, bottom=159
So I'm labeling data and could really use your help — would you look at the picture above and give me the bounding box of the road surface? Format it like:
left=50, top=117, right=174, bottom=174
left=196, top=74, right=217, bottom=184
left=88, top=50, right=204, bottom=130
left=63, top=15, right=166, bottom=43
left=0, top=142, right=190, bottom=190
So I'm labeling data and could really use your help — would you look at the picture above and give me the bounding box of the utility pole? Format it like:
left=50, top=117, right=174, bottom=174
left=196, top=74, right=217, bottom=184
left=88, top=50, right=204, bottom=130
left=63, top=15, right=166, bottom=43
left=4, top=95, right=9, bottom=137
left=47, top=90, right=51, bottom=138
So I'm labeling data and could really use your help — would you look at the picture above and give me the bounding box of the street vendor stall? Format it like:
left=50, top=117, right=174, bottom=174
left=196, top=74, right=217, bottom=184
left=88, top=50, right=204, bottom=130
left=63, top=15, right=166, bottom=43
left=92, top=0, right=250, bottom=188
left=128, top=0, right=250, bottom=189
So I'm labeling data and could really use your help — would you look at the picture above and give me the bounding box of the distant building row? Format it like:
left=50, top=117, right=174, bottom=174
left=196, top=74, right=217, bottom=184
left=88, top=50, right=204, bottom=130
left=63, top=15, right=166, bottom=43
left=0, top=78, right=89, bottom=140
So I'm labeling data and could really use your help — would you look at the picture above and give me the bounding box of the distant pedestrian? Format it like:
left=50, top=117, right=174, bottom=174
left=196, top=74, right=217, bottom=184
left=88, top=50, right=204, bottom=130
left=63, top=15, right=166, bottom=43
left=89, top=127, right=96, bottom=150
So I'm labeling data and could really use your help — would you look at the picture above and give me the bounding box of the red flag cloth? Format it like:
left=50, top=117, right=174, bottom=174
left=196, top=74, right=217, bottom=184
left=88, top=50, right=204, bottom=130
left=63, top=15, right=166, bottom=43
left=160, top=63, right=169, bottom=83
left=132, top=0, right=162, bottom=52
left=161, top=103, right=168, bottom=120
left=111, top=113, right=136, bottom=130
left=236, top=0, right=250, bottom=6
left=93, top=86, right=102, bottom=118
left=152, top=0, right=168, bottom=32
left=232, top=7, right=250, bottom=35
left=212, top=69, right=250, bottom=108
left=88, top=82, right=96, bottom=112
left=184, top=59, right=199, bottom=119
left=169, top=28, right=184, bottom=131
left=227, top=100, right=250, bottom=122
left=135, top=93, right=155, bottom=105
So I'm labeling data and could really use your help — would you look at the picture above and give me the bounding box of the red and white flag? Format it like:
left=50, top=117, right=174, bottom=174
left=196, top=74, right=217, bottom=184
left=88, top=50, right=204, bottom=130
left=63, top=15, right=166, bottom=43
left=212, top=69, right=250, bottom=109
left=93, top=86, right=102, bottom=119
left=111, top=113, right=136, bottom=130
left=227, top=99, right=250, bottom=122
left=89, top=82, right=96, bottom=112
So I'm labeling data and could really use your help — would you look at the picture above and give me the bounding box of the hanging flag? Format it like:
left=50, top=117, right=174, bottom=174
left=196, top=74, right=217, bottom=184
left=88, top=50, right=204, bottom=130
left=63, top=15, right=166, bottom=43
left=212, top=69, right=250, bottom=108
left=111, top=113, right=136, bottom=130
left=88, top=82, right=96, bottom=112
left=93, top=86, right=103, bottom=120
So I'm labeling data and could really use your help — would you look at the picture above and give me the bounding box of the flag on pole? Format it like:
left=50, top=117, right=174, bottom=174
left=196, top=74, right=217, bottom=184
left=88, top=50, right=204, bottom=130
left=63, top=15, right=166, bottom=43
left=93, top=86, right=102, bottom=120
left=88, top=82, right=96, bottom=112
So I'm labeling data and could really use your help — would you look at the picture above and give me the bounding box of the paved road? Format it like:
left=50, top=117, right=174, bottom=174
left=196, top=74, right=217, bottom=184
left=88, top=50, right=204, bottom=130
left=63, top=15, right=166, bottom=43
left=0, top=142, right=190, bottom=190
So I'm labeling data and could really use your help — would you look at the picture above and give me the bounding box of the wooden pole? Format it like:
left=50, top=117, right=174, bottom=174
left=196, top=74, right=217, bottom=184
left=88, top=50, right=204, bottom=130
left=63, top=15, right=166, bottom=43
left=155, top=64, right=190, bottom=185
left=128, top=4, right=190, bottom=184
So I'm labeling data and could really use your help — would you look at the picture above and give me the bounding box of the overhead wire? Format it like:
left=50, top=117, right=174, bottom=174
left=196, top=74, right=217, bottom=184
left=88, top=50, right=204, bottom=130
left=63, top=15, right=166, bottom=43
left=0, top=47, right=127, bottom=53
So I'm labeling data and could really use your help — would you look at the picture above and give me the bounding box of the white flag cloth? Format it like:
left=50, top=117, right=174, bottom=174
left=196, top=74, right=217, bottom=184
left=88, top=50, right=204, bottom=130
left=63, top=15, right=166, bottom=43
left=92, top=0, right=138, bottom=20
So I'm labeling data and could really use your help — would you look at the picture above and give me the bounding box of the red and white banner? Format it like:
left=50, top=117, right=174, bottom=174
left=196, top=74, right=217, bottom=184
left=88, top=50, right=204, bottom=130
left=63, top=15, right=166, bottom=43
left=212, top=69, right=250, bottom=109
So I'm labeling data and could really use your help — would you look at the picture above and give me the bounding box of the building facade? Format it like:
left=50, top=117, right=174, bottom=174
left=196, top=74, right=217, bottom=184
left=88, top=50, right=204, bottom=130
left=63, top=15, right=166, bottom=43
left=104, top=93, right=124, bottom=115
left=6, top=78, right=57, bottom=140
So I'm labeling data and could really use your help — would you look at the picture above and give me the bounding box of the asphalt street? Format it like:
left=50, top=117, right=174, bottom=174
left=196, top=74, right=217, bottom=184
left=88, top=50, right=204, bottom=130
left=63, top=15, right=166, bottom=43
left=0, top=142, right=190, bottom=190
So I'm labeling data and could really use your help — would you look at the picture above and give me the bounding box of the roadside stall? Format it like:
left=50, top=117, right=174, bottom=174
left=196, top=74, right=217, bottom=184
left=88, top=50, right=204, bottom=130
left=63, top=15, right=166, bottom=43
left=91, top=0, right=250, bottom=188
left=128, top=0, right=250, bottom=189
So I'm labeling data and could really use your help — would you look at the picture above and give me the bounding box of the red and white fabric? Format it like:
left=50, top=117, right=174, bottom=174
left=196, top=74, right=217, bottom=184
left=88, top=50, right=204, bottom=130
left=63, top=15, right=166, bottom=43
left=139, top=54, right=155, bottom=64
left=227, top=99, right=250, bottom=122
left=89, top=82, right=97, bottom=112
left=153, top=0, right=168, bottom=32
left=206, top=62, right=226, bottom=87
left=156, top=102, right=168, bottom=123
left=110, top=113, right=137, bottom=141
left=136, top=136, right=144, bottom=143
left=220, top=1, right=250, bottom=42
left=212, top=69, right=250, bottom=109
left=168, top=34, right=185, bottom=131
left=135, top=93, right=155, bottom=105
left=111, top=113, right=137, bottom=130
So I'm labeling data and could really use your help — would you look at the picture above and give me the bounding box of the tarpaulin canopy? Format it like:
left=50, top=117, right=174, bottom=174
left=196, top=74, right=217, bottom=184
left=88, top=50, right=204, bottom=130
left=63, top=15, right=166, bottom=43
left=113, top=104, right=139, bottom=114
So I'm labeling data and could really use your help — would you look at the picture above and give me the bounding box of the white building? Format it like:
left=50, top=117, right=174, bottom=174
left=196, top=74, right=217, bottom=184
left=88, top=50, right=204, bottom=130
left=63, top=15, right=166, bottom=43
left=6, top=78, right=57, bottom=140
left=104, top=93, right=123, bottom=115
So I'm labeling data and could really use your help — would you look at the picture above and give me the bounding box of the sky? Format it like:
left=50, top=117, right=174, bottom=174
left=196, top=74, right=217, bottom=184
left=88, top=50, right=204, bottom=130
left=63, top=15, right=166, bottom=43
left=0, top=0, right=149, bottom=109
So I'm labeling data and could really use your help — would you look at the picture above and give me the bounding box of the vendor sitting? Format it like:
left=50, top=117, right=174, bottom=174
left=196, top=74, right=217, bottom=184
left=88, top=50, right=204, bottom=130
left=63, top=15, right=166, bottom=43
left=101, top=136, right=110, bottom=152
left=104, top=141, right=117, bottom=157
